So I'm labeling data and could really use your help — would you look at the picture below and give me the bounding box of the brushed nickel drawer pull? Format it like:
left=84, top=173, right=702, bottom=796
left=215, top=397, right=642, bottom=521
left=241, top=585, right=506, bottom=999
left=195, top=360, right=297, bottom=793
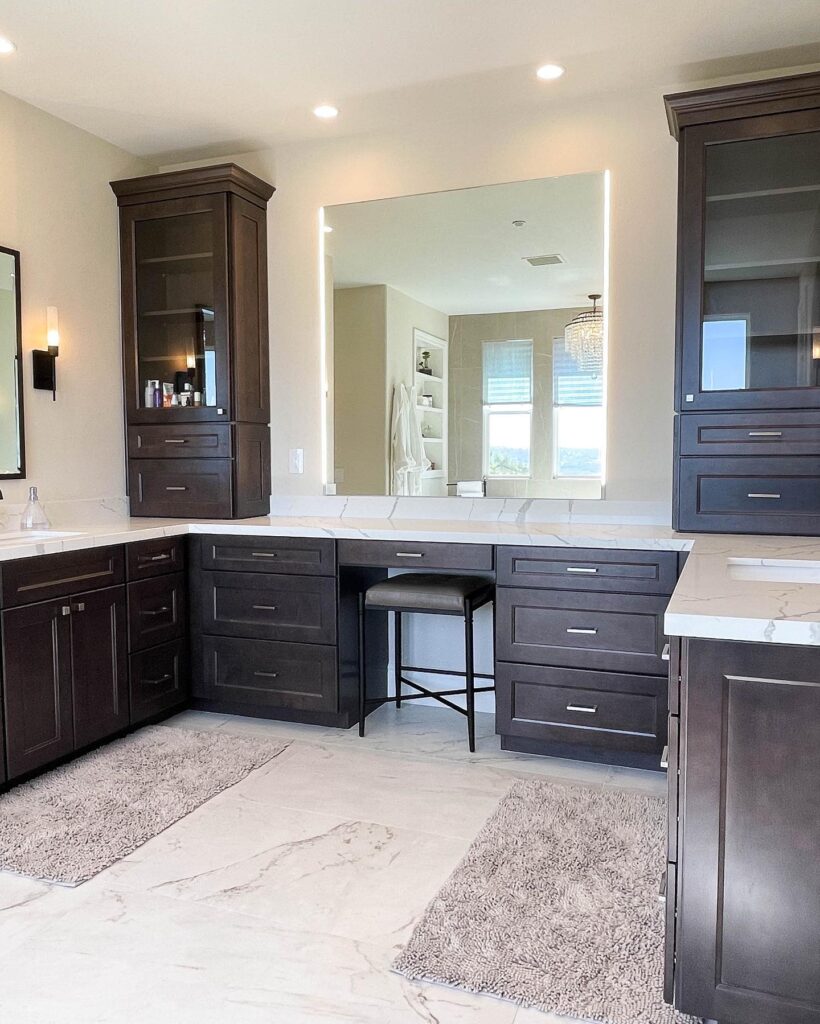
left=396, top=552, right=424, bottom=558
left=252, top=551, right=278, bottom=558
left=747, top=430, right=782, bottom=437
left=149, top=553, right=171, bottom=561
left=566, top=703, right=597, bottom=714
left=566, top=627, right=598, bottom=635
left=661, top=642, right=671, bottom=662
left=661, top=745, right=669, bottom=769
left=566, top=566, right=597, bottom=574
left=60, top=605, right=71, bottom=616
left=144, top=673, right=173, bottom=686
left=165, top=486, right=188, bottom=492
left=252, top=604, right=278, bottom=612
left=72, top=602, right=85, bottom=613
left=254, top=670, right=279, bottom=679
left=141, top=606, right=171, bottom=617
left=747, top=492, right=781, bottom=499
left=164, top=438, right=187, bottom=444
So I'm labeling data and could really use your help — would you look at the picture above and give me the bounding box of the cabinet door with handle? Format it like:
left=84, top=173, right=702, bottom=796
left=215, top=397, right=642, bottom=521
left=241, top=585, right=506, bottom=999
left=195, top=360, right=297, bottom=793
left=70, top=586, right=129, bottom=749
left=2, top=599, right=74, bottom=779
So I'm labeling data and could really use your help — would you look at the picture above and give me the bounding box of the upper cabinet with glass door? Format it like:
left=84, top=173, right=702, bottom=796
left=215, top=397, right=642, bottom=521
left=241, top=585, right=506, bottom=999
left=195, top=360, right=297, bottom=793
left=671, top=77, right=820, bottom=410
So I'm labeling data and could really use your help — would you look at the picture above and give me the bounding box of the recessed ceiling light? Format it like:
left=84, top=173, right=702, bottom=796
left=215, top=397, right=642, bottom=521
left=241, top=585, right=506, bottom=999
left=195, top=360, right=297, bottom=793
left=0, top=36, right=17, bottom=55
left=536, top=63, right=565, bottom=81
left=313, top=104, right=339, bottom=120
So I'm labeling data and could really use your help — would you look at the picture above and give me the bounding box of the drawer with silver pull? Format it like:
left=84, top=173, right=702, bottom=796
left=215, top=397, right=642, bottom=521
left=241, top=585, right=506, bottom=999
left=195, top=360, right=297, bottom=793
left=677, top=411, right=820, bottom=457
left=337, top=539, right=493, bottom=571
left=127, top=537, right=186, bottom=580
left=193, top=635, right=337, bottom=713
left=130, top=638, right=189, bottom=724
left=128, top=459, right=232, bottom=518
left=677, top=456, right=820, bottom=535
left=496, top=587, right=668, bottom=674
left=199, top=534, right=336, bottom=576
left=127, top=572, right=186, bottom=651
left=200, top=570, right=337, bottom=644
left=495, top=661, right=666, bottom=754
left=496, top=546, right=677, bottom=595
left=127, top=424, right=232, bottom=459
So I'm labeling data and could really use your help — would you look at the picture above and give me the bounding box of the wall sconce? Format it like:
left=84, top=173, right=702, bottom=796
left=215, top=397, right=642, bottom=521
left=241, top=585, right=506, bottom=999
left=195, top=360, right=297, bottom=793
left=33, top=306, right=59, bottom=400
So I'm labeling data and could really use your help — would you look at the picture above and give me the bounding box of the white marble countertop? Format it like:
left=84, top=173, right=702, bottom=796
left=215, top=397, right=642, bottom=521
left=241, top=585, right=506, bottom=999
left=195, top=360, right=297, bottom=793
left=2, top=512, right=820, bottom=646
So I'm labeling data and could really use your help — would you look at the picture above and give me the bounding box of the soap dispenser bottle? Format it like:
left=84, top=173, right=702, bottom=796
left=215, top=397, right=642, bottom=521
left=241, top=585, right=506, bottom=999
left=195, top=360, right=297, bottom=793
left=20, top=486, right=51, bottom=530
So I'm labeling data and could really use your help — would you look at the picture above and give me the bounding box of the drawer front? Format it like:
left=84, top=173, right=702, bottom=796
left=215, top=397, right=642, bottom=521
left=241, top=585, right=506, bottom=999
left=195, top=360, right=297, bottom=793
left=663, top=860, right=677, bottom=1005
left=496, top=661, right=666, bottom=753
left=337, top=539, right=493, bottom=571
left=129, top=638, right=189, bottom=725
left=497, top=546, right=678, bottom=595
left=129, top=458, right=232, bottom=518
left=126, top=536, right=186, bottom=580
left=678, top=456, right=820, bottom=534
left=200, top=571, right=337, bottom=645
left=200, top=534, right=336, bottom=576
left=1, top=545, right=125, bottom=608
left=127, top=423, right=232, bottom=459
left=128, top=572, right=186, bottom=652
left=678, top=411, right=820, bottom=457
left=194, top=635, right=337, bottom=712
left=496, top=588, right=668, bottom=674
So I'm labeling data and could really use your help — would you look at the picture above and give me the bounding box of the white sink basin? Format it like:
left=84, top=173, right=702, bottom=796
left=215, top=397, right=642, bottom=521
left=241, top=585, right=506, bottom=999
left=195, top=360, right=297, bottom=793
left=728, top=557, right=820, bottom=585
left=0, top=530, right=83, bottom=545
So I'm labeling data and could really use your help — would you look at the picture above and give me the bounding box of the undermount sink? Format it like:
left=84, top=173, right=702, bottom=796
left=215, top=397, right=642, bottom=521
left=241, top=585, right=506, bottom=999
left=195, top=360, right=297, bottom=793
left=0, top=530, right=83, bottom=545
left=728, top=557, right=820, bottom=585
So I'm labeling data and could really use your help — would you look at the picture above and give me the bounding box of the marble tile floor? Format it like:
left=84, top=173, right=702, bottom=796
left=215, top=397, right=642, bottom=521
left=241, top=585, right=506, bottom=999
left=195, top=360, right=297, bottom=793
left=0, top=705, right=664, bottom=1024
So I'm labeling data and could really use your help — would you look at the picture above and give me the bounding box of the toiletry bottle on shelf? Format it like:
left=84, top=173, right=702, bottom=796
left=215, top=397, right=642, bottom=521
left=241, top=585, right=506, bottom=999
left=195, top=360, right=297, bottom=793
left=20, top=486, right=51, bottom=530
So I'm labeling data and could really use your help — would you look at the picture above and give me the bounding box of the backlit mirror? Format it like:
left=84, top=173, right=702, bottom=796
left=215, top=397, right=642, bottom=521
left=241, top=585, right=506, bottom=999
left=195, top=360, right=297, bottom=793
left=0, top=247, right=24, bottom=478
left=324, top=172, right=607, bottom=498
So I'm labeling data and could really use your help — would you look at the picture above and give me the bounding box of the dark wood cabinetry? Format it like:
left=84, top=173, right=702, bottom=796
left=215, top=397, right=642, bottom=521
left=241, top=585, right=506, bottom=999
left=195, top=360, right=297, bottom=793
left=667, top=637, right=820, bottom=1023
left=667, top=73, right=820, bottom=533
left=111, top=164, right=274, bottom=519
left=496, top=545, right=677, bottom=768
left=0, top=547, right=129, bottom=780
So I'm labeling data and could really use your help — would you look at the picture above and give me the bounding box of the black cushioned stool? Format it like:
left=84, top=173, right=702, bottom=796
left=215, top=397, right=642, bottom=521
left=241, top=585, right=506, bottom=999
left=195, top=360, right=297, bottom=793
left=357, top=574, right=494, bottom=752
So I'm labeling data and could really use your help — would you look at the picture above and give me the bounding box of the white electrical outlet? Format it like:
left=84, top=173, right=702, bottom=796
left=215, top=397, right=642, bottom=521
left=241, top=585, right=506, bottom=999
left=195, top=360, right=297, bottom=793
left=288, top=448, right=304, bottom=474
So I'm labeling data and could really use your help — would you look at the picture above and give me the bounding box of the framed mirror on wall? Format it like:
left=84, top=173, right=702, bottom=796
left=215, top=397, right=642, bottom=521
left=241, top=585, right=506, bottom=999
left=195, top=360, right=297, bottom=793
left=0, top=246, right=25, bottom=478
left=322, top=171, right=608, bottom=499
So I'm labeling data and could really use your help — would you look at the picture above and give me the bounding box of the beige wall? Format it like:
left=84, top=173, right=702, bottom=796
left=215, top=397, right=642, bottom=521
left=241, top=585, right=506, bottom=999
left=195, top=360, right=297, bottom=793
left=333, top=285, right=387, bottom=494
left=166, top=83, right=678, bottom=502
left=448, top=307, right=601, bottom=499
left=0, top=87, right=152, bottom=504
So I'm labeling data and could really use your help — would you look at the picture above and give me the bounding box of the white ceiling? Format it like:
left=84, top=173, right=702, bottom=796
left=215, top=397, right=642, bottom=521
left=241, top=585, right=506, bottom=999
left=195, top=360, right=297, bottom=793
left=0, top=1, right=818, bottom=158
left=326, top=173, right=605, bottom=315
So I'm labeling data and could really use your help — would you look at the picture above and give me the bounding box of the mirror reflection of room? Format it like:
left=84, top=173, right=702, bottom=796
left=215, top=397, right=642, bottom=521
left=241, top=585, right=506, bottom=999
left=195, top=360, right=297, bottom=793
left=326, top=172, right=607, bottom=499
left=0, top=247, right=23, bottom=476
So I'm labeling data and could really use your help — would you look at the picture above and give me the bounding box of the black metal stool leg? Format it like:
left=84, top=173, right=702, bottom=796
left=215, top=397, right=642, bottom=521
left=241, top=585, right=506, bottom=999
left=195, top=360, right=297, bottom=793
left=358, top=592, right=366, bottom=737
left=465, top=602, right=475, bottom=752
left=394, top=610, right=402, bottom=708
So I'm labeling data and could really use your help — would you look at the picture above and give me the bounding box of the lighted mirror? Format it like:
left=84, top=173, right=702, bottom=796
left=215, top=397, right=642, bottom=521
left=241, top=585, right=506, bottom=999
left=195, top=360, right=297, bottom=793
left=324, top=172, right=607, bottom=498
left=0, top=246, right=24, bottom=478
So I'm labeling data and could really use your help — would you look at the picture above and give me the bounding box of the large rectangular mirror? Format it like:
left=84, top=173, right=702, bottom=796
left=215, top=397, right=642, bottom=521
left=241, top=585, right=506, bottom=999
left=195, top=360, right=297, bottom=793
left=324, top=172, right=607, bottom=498
left=0, top=247, right=24, bottom=478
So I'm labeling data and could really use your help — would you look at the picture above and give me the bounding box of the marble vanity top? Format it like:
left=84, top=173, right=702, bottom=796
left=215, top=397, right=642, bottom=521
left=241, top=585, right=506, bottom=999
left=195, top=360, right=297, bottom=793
left=0, top=512, right=819, bottom=646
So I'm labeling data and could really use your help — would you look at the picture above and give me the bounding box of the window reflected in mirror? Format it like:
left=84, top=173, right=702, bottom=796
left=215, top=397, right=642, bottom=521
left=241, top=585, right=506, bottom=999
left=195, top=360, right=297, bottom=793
left=324, top=172, right=607, bottom=498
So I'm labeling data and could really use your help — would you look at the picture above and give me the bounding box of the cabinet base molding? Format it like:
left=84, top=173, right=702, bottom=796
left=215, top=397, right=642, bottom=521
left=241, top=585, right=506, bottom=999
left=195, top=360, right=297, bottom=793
left=189, top=698, right=357, bottom=730
left=500, top=734, right=666, bottom=771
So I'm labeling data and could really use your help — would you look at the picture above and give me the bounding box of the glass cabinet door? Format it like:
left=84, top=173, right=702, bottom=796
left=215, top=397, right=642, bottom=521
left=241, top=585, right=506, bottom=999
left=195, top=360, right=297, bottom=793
left=124, top=195, right=229, bottom=419
left=680, top=120, right=820, bottom=409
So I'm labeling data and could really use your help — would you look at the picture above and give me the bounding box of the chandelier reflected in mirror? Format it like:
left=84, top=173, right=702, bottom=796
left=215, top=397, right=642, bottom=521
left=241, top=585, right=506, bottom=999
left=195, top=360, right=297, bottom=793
left=565, top=293, right=604, bottom=373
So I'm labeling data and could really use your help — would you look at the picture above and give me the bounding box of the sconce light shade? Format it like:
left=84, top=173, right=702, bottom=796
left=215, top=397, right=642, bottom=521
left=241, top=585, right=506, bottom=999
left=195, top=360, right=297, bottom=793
left=46, top=306, right=60, bottom=355
left=33, top=306, right=60, bottom=399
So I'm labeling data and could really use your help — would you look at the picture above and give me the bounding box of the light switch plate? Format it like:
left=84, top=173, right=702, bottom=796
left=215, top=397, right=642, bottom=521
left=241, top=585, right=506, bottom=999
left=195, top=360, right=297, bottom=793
left=288, top=448, right=304, bottom=474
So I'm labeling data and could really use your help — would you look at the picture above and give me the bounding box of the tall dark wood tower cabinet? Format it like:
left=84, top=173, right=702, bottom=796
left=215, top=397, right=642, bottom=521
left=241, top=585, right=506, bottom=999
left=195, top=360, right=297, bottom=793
left=666, top=73, right=820, bottom=534
left=111, top=164, right=274, bottom=519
